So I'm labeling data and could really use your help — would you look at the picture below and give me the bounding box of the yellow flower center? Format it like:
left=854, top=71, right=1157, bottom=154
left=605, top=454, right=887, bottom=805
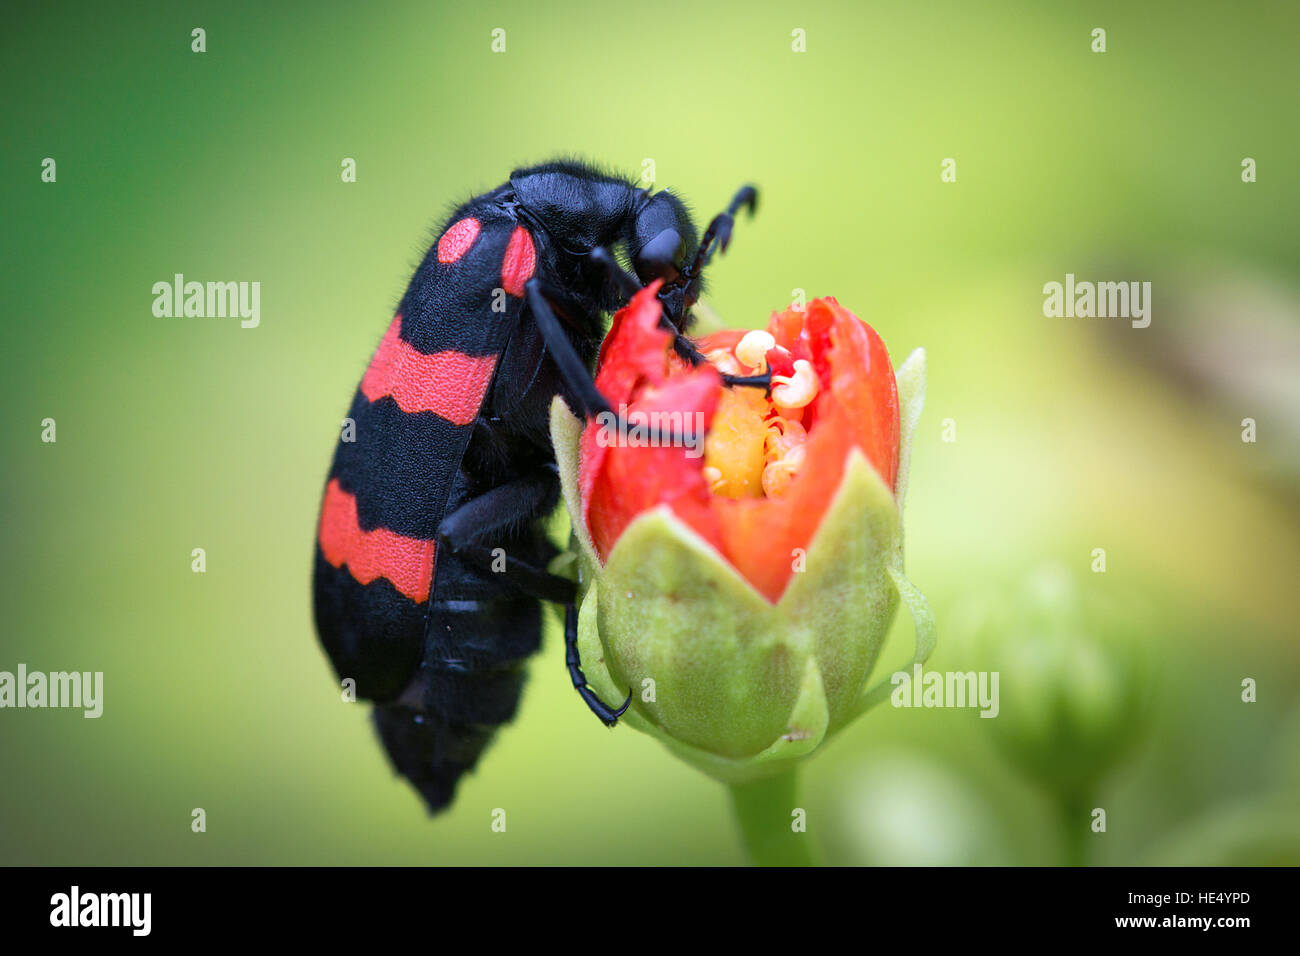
left=702, top=335, right=817, bottom=499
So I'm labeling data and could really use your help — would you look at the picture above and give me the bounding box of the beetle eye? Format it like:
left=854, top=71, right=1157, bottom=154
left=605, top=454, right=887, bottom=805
left=634, top=228, right=684, bottom=283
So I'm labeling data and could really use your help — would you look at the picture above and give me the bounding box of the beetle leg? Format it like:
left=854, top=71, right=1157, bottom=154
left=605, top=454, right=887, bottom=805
left=675, top=183, right=759, bottom=290
left=566, top=603, right=632, bottom=727
left=526, top=277, right=693, bottom=446
left=441, top=541, right=575, bottom=604
left=437, top=471, right=576, bottom=606
left=666, top=328, right=773, bottom=391
left=587, top=248, right=711, bottom=369
left=585, top=237, right=769, bottom=393
left=579, top=254, right=771, bottom=393
left=588, top=246, right=641, bottom=300
left=721, top=370, right=773, bottom=390
left=526, top=278, right=613, bottom=418
left=668, top=324, right=708, bottom=365
left=436, top=473, right=632, bottom=727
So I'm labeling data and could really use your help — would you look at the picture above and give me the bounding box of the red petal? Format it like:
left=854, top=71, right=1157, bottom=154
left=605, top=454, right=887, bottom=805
left=579, top=290, right=900, bottom=606
left=765, top=345, right=795, bottom=377
left=586, top=369, right=722, bottom=561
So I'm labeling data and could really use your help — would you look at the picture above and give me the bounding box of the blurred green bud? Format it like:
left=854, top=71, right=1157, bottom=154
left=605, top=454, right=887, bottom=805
left=956, top=564, right=1152, bottom=794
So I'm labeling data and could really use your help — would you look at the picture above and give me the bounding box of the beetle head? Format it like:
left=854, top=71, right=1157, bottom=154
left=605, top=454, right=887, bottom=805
left=628, top=191, right=699, bottom=325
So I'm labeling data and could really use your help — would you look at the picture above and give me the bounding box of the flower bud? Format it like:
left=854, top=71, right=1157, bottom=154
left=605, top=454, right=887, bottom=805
left=551, top=285, right=934, bottom=783
left=955, top=564, right=1152, bottom=793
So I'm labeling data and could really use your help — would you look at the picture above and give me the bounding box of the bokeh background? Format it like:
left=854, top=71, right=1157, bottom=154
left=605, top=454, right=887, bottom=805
left=2, top=0, right=1297, bottom=865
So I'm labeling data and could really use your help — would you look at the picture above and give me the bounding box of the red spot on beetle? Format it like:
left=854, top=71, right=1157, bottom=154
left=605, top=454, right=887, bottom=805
left=319, top=479, right=436, bottom=603
left=437, top=217, right=481, bottom=264
left=500, top=226, right=536, bottom=297
left=361, top=315, right=498, bottom=425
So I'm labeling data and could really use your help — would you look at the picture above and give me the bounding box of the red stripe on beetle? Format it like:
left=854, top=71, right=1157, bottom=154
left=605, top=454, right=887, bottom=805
left=437, top=217, right=481, bottom=264
left=361, top=315, right=498, bottom=425
left=500, top=226, right=536, bottom=297
left=319, top=480, right=436, bottom=603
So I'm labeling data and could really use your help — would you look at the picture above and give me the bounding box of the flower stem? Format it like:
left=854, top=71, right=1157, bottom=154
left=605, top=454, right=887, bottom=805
left=728, top=768, right=819, bottom=866
left=1058, top=789, right=1093, bottom=867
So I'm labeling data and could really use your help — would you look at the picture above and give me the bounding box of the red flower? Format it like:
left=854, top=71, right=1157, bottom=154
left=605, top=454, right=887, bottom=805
left=580, top=283, right=899, bottom=603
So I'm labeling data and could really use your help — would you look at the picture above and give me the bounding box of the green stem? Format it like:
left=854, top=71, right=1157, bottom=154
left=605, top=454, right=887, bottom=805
left=728, top=767, right=819, bottom=866
left=1058, top=789, right=1093, bottom=867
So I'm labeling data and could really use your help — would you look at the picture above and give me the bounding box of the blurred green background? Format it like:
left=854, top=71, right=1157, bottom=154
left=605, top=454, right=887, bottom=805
left=2, top=0, right=1297, bottom=865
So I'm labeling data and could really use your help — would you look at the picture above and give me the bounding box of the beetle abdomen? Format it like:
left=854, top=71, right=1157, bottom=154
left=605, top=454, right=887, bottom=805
left=373, top=583, right=548, bottom=812
left=313, top=196, right=550, bottom=811
left=313, top=201, right=530, bottom=701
